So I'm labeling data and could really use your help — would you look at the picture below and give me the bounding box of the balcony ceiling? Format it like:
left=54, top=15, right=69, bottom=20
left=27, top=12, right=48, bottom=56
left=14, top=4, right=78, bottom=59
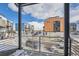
left=15, top=3, right=38, bottom=7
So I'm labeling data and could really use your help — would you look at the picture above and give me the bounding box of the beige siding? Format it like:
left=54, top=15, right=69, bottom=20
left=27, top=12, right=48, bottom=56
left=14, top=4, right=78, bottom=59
left=0, top=18, right=7, bottom=27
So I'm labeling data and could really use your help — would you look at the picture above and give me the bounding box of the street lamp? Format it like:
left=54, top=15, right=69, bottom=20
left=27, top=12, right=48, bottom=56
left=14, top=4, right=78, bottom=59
left=15, top=3, right=38, bottom=49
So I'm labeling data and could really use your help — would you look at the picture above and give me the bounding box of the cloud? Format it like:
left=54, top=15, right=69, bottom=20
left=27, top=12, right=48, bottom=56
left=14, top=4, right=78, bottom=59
left=22, top=3, right=64, bottom=19
left=8, top=3, right=64, bottom=30
left=8, top=3, right=64, bottom=19
left=0, top=15, right=7, bottom=21
left=70, top=4, right=79, bottom=23
left=8, top=3, right=18, bottom=12
left=28, top=21, right=44, bottom=30
left=70, top=15, right=79, bottom=23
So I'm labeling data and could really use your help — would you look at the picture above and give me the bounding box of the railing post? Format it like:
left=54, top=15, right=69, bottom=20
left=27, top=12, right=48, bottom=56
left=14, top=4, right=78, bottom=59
left=18, top=3, right=22, bottom=49
left=39, top=36, right=41, bottom=53
left=64, top=3, right=69, bottom=56
left=69, top=36, right=72, bottom=56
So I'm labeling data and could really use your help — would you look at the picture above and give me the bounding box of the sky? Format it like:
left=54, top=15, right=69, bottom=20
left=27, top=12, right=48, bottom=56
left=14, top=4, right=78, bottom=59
left=70, top=3, right=79, bottom=23
left=0, top=3, right=79, bottom=30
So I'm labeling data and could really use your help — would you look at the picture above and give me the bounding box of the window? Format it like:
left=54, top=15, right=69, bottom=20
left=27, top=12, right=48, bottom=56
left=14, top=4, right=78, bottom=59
left=53, top=21, right=60, bottom=32
left=21, top=3, right=65, bottom=56
left=0, top=3, right=70, bottom=56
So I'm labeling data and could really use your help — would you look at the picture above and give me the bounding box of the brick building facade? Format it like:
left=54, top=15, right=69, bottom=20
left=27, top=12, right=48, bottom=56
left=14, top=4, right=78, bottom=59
left=44, top=16, right=64, bottom=32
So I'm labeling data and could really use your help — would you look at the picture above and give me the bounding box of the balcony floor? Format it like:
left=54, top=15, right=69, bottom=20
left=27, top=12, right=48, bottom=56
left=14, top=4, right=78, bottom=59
left=0, top=44, right=18, bottom=56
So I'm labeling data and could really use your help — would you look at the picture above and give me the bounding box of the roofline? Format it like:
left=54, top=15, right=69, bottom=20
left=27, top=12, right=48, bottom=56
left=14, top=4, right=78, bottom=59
left=44, top=16, right=64, bottom=22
